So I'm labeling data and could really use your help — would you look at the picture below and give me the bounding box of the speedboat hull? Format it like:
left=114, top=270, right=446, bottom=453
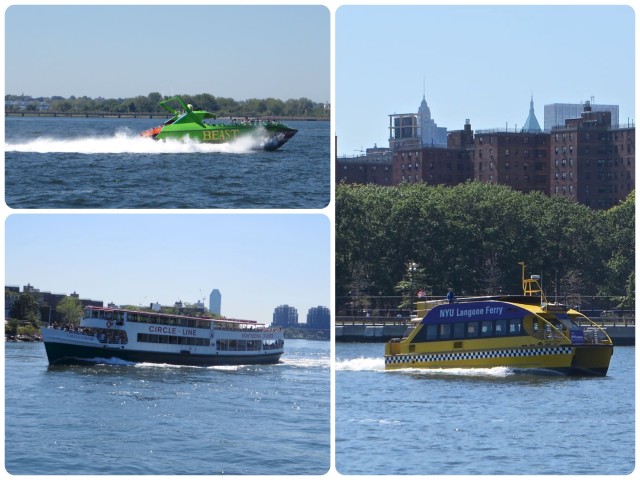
left=140, top=123, right=298, bottom=151
left=139, top=96, right=297, bottom=151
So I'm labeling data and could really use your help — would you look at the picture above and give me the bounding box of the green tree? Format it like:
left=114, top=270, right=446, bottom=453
left=56, top=296, right=83, bottom=325
left=9, top=293, right=41, bottom=325
left=336, top=182, right=634, bottom=306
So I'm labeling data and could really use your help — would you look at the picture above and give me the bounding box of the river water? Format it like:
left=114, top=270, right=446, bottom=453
left=336, top=343, right=635, bottom=475
left=4, top=339, right=330, bottom=475
left=4, top=117, right=330, bottom=209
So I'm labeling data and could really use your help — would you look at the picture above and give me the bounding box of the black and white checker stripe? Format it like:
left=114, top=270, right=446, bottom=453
left=385, top=346, right=573, bottom=365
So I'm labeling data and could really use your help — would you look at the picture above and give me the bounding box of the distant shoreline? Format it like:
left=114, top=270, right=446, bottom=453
left=5, top=111, right=329, bottom=121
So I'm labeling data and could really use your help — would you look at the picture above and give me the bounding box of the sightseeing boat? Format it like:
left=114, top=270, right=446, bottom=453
left=385, top=266, right=613, bottom=376
left=140, top=96, right=297, bottom=151
left=41, top=306, right=284, bottom=366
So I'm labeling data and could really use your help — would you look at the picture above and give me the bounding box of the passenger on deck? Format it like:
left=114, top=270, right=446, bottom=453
left=446, top=288, right=455, bottom=304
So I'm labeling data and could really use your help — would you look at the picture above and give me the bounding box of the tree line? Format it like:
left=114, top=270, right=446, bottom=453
left=336, top=182, right=634, bottom=313
left=5, top=92, right=329, bottom=118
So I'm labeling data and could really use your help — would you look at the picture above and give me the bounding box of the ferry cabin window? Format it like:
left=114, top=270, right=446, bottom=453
left=439, top=323, right=451, bottom=340
left=215, top=339, right=264, bottom=351
left=467, top=322, right=479, bottom=338
left=508, top=319, right=523, bottom=335
left=481, top=321, right=493, bottom=336
left=453, top=322, right=465, bottom=339
left=426, top=324, right=438, bottom=340
left=137, top=333, right=210, bottom=347
left=414, top=317, right=526, bottom=342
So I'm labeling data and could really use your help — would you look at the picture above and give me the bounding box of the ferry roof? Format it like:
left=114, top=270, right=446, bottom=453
left=85, top=305, right=260, bottom=326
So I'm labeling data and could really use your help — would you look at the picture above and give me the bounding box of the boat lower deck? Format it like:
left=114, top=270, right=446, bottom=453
left=44, top=339, right=283, bottom=367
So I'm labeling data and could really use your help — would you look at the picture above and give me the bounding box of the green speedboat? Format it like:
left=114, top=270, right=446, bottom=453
left=140, top=96, right=297, bottom=151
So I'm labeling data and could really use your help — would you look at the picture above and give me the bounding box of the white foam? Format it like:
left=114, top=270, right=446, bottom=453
left=335, top=357, right=386, bottom=372
left=5, top=129, right=265, bottom=155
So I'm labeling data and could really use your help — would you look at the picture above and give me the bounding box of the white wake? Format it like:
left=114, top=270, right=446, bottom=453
left=5, top=130, right=266, bottom=155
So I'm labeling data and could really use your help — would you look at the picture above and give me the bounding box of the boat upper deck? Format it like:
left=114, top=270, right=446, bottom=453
left=83, top=306, right=271, bottom=331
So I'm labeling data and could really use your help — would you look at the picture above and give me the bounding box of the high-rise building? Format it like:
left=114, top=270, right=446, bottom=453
left=388, top=93, right=448, bottom=151
left=544, top=102, right=620, bottom=132
left=306, top=306, right=330, bottom=330
left=549, top=102, right=634, bottom=209
left=272, top=304, right=299, bottom=328
left=418, top=94, right=448, bottom=147
left=209, top=289, right=221, bottom=315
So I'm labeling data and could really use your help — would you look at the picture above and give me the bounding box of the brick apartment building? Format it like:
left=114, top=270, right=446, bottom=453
left=549, top=106, right=634, bottom=208
left=336, top=97, right=635, bottom=209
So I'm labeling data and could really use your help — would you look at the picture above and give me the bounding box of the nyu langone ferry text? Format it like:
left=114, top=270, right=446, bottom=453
left=385, top=265, right=613, bottom=376
left=42, top=306, right=284, bottom=366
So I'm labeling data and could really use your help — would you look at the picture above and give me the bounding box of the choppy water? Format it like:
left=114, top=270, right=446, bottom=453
left=336, top=343, right=635, bottom=475
left=5, top=339, right=330, bottom=475
left=4, top=116, right=329, bottom=209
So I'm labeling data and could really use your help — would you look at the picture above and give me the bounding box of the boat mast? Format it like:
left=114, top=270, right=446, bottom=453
left=519, top=261, right=547, bottom=305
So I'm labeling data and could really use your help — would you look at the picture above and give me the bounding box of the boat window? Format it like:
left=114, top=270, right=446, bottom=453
left=453, top=322, right=465, bottom=339
left=137, top=333, right=210, bottom=347
left=425, top=324, right=438, bottom=340
left=532, top=319, right=539, bottom=334
left=481, top=321, right=493, bottom=336
left=439, top=323, right=451, bottom=339
left=467, top=322, right=479, bottom=338
left=495, top=319, right=506, bottom=336
left=508, top=319, right=523, bottom=335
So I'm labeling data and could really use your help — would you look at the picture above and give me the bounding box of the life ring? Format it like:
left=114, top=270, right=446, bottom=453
left=106, top=320, right=113, bottom=328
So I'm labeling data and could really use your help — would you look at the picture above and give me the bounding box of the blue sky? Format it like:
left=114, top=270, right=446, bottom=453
left=5, top=4, right=330, bottom=102
left=5, top=214, right=330, bottom=325
left=336, top=4, right=635, bottom=156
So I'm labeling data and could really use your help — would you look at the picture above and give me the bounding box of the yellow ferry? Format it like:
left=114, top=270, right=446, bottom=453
left=385, top=265, right=613, bottom=376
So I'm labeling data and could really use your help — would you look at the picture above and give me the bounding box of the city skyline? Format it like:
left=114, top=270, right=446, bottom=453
left=6, top=283, right=329, bottom=324
left=5, top=214, right=330, bottom=326
left=336, top=4, right=635, bottom=156
left=5, top=4, right=330, bottom=102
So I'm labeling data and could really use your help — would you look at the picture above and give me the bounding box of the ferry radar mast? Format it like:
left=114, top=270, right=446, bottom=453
left=519, top=261, right=548, bottom=306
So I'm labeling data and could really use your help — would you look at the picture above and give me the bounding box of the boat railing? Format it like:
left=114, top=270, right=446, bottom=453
left=528, top=320, right=570, bottom=343
left=572, top=314, right=613, bottom=345
left=415, top=299, right=448, bottom=319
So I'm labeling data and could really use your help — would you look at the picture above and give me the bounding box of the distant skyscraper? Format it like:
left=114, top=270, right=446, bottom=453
left=306, top=306, right=330, bottom=330
left=544, top=102, right=619, bottom=132
left=209, top=289, right=221, bottom=315
left=272, top=304, right=299, bottom=328
left=521, top=96, right=542, bottom=133
left=418, top=93, right=448, bottom=147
